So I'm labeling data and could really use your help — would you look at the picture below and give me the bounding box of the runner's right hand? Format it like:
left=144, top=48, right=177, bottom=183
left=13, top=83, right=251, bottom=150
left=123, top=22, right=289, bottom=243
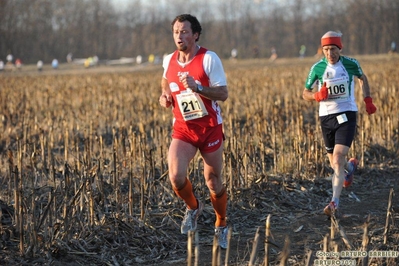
left=159, top=94, right=172, bottom=108
left=313, top=82, right=329, bottom=102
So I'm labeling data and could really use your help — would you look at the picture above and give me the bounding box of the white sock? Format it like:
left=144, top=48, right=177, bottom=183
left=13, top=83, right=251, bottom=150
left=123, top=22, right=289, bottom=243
left=332, top=197, right=339, bottom=207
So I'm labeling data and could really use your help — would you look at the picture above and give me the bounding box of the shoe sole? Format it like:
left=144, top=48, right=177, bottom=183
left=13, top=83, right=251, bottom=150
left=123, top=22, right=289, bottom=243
left=324, top=207, right=341, bottom=219
left=323, top=202, right=341, bottom=218
left=343, top=159, right=358, bottom=188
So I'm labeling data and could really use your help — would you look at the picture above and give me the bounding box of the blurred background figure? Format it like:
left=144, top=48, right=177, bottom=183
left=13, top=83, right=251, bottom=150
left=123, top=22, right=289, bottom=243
left=84, top=57, right=92, bottom=68
left=252, top=46, right=259, bottom=58
left=15, top=58, right=22, bottom=70
left=231, top=48, right=238, bottom=60
left=37, top=60, right=43, bottom=71
left=0, top=60, right=4, bottom=71
left=299, top=44, right=306, bottom=58
left=66, top=52, right=73, bottom=63
left=92, top=55, right=99, bottom=65
left=84, top=56, right=98, bottom=68
left=5, top=53, right=14, bottom=71
left=269, top=46, right=278, bottom=62
left=148, top=54, right=155, bottom=64
left=136, top=55, right=142, bottom=64
left=389, top=41, right=396, bottom=53
left=52, top=58, right=59, bottom=69
left=6, top=53, right=13, bottom=63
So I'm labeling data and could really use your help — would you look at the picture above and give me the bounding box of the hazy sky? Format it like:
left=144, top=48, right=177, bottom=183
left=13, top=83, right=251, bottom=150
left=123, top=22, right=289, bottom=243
left=111, top=0, right=129, bottom=10
left=110, top=0, right=234, bottom=10
left=110, top=0, right=173, bottom=9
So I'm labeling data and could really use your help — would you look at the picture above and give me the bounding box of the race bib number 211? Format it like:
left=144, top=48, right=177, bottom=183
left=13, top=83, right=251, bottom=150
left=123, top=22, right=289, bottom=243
left=176, top=91, right=208, bottom=121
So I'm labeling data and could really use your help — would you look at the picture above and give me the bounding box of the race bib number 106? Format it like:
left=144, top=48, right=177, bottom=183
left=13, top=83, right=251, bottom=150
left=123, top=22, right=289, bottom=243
left=326, top=77, right=349, bottom=101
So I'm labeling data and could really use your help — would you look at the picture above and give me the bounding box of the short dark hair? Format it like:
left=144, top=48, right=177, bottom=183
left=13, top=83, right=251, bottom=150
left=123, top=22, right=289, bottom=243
left=171, top=14, right=202, bottom=42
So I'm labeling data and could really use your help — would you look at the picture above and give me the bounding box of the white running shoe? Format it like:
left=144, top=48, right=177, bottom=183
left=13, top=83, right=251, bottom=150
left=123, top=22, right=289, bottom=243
left=181, top=201, right=203, bottom=234
left=215, top=226, right=229, bottom=249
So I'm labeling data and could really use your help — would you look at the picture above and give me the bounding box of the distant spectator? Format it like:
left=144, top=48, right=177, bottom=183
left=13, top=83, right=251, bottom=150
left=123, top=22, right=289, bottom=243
left=155, top=55, right=162, bottom=64
left=252, top=46, right=259, bottom=58
left=84, top=56, right=98, bottom=68
left=299, top=45, right=306, bottom=58
left=15, top=58, right=22, bottom=70
left=231, top=48, right=238, bottom=59
left=136, top=55, right=142, bottom=64
left=52, top=59, right=59, bottom=69
left=148, top=54, right=155, bottom=63
left=6, top=54, right=13, bottom=63
left=37, top=60, right=43, bottom=71
left=92, top=55, right=99, bottom=66
left=66, top=53, right=73, bottom=63
left=269, top=46, right=278, bottom=62
left=84, top=57, right=92, bottom=68
left=0, top=60, right=4, bottom=71
left=390, top=41, right=396, bottom=53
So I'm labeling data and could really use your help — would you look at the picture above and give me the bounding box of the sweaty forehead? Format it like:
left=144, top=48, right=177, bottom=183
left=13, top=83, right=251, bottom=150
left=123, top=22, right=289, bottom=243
left=173, top=21, right=191, bottom=31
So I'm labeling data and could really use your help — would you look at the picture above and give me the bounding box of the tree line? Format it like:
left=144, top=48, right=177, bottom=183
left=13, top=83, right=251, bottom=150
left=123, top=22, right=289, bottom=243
left=0, top=0, right=398, bottom=65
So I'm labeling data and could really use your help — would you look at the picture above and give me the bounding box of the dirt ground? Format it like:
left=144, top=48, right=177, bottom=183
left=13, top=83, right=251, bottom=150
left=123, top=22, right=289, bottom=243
left=1, top=164, right=398, bottom=266
left=141, top=164, right=399, bottom=266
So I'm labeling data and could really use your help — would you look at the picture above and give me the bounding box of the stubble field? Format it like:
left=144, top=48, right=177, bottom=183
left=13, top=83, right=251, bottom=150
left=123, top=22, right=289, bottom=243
left=0, top=54, right=398, bottom=265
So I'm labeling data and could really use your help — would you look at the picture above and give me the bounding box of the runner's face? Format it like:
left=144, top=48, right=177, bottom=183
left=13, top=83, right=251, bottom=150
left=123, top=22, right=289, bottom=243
left=173, top=21, right=197, bottom=52
left=323, top=45, right=341, bottom=64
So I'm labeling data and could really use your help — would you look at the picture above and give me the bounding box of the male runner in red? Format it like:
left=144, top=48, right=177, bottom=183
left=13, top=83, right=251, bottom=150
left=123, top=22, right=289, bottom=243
left=159, top=14, right=229, bottom=249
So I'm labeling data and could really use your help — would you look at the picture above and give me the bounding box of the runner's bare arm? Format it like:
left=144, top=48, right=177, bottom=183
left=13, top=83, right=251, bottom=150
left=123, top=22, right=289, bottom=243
left=179, top=74, right=228, bottom=102
left=195, top=85, right=228, bottom=102
left=358, top=74, right=371, bottom=98
left=159, top=77, right=172, bottom=108
left=302, top=88, right=317, bottom=101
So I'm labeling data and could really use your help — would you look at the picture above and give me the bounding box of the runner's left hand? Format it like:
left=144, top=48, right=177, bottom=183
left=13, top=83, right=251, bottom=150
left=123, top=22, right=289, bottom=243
left=364, top=97, right=376, bottom=115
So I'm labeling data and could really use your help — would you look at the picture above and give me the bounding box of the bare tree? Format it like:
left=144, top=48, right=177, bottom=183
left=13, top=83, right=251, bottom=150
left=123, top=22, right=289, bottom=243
left=0, top=0, right=398, bottom=63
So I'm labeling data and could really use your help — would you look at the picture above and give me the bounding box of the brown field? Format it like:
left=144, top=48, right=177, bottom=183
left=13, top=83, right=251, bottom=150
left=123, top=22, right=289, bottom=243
left=0, top=54, right=398, bottom=265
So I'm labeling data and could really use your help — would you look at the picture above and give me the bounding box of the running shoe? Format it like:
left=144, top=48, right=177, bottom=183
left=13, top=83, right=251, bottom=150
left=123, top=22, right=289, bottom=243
left=323, top=201, right=340, bottom=219
left=343, top=158, right=358, bottom=188
left=181, top=201, right=203, bottom=234
left=215, top=226, right=229, bottom=249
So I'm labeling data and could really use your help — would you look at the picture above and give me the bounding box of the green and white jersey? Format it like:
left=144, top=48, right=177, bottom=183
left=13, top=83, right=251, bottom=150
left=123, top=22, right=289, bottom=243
left=305, top=56, right=363, bottom=116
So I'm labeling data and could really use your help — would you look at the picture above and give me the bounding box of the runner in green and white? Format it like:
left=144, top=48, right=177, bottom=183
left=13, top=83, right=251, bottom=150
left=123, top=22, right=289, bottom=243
left=302, top=31, right=377, bottom=219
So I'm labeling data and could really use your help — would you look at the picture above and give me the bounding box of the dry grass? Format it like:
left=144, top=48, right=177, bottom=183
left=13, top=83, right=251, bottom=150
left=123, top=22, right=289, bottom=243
left=0, top=54, right=398, bottom=265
